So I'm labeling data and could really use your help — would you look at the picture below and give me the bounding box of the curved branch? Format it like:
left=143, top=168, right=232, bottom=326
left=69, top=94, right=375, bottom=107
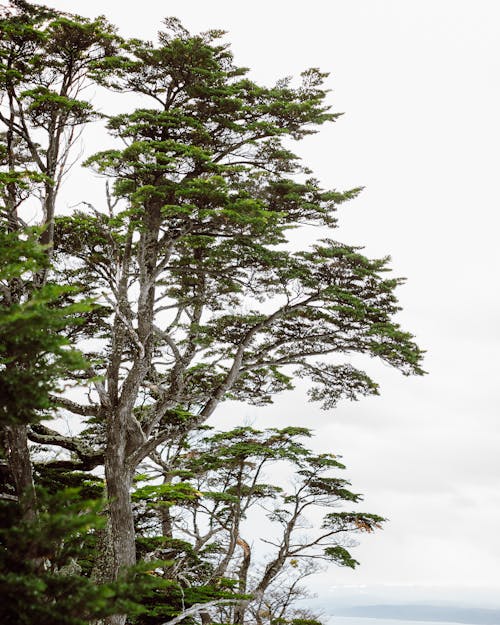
left=160, top=599, right=247, bottom=625
left=199, top=293, right=319, bottom=420
left=28, top=424, right=104, bottom=470
left=49, top=394, right=100, bottom=417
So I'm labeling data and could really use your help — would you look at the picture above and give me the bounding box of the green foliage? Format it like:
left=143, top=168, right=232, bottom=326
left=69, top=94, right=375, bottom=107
left=323, top=546, right=359, bottom=568
left=0, top=6, right=423, bottom=625
left=0, top=230, right=91, bottom=425
left=35, top=467, right=104, bottom=499
left=131, top=580, right=246, bottom=625
left=132, top=481, right=202, bottom=507
left=0, top=488, right=139, bottom=625
left=66, top=16, right=423, bottom=416
left=157, top=425, right=385, bottom=588
left=0, top=3, right=118, bottom=129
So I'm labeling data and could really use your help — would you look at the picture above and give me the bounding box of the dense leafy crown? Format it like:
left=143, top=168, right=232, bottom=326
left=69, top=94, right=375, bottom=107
left=0, top=5, right=424, bottom=625
left=53, top=19, right=423, bottom=446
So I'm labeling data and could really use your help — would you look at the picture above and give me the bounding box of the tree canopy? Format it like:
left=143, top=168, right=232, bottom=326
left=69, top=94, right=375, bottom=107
left=0, top=3, right=424, bottom=624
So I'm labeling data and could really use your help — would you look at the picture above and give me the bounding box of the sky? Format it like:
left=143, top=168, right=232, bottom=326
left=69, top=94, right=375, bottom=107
left=34, top=0, right=500, bottom=613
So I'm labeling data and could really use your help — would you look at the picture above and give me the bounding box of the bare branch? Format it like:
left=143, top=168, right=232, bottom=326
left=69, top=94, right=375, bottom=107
left=102, top=292, right=145, bottom=359
left=160, top=599, right=247, bottom=625
left=48, top=394, right=100, bottom=417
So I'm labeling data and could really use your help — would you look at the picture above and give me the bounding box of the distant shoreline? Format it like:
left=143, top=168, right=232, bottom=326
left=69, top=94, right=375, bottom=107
left=333, top=604, right=500, bottom=625
left=330, top=618, right=476, bottom=625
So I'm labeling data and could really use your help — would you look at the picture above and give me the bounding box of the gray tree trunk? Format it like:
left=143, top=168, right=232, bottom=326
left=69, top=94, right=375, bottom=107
left=5, top=425, right=36, bottom=520
left=103, top=407, right=137, bottom=625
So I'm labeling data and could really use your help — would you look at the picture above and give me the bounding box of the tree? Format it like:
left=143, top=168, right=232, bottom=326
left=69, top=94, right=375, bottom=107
left=0, top=230, right=148, bottom=625
left=134, top=426, right=384, bottom=625
left=0, top=0, right=116, bottom=249
left=54, top=16, right=422, bottom=592
left=1, top=5, right=424, bottom=625
left=0, top=225, right=95, bottom=529
left=0, top=0, right=117, bottom=521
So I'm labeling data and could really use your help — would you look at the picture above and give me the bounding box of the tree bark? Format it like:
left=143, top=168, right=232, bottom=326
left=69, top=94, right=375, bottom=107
left=103, top=407, right=137, bottom=625
left=106, top=468, right=136, bottom=575
left=233, top=536, right=251, bottom=625
left=5, top=424, right=36, bottom=520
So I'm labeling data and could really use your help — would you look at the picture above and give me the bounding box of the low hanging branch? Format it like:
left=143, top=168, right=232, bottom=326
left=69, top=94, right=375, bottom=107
left=160, top=599, right=248, bottom=625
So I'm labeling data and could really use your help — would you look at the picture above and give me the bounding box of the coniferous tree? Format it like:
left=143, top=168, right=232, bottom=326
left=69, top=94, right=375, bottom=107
left=0, top=0, right=118, bottom=521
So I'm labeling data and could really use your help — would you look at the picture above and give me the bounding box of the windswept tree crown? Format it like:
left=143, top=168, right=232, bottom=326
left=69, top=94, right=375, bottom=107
left=0, top=6, right=424, bottom=625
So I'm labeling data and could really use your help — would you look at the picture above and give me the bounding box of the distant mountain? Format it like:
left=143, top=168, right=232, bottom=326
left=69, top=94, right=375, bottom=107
left=335, top=604, right=500, bottom=624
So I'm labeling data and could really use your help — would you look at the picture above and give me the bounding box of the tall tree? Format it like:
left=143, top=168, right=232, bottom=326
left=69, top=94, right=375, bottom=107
left=0, top=0, right=117, bottom=516
left=1, top=7, right=425, bottom=625
left=0, top=0, right=116, bottom=249
left=51, top=17, right=423, bottom=609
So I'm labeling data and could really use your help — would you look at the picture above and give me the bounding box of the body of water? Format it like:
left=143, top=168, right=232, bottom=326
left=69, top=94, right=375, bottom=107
left=330, top=618, right=478, bottom=625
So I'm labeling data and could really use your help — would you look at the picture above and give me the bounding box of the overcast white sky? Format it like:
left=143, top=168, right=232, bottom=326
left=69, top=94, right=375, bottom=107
left=40, top=0, right=500, bottom=610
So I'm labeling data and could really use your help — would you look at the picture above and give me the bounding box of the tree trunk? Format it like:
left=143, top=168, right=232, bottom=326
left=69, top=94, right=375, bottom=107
left=5, top=424, right=36, bottom=520
left=200, top=611, right=212, bottom=625
left=90, top=489, right=115, bottom=582
left=104, top=408, right=137, bottom=625
left=106, top=465, right=136, bottom=575
left=160, top=474, right=174, bottom=538
left=233, top=536, right=251, bottom=624
left=40, top=182, right=56, bottom=249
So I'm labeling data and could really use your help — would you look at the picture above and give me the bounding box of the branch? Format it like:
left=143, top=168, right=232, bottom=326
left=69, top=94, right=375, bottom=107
left=288, top=525, right=360, bottom=555
left=10, top=94, right=46, bottom=171
left=199, top=293, right=319, bottom=419
left=87, top=366, right=111, bottom=408
left=153, top=324, right=182, bottom=362
left=129, top=426, right=180, bottom=468
left=0, top=493, right=18, bottom=501
left=102, top=292, right=145, bottom=359
left=28, top=424, right=104, bottom=469
left=160, top=599, right=247, bottom=625
left=49, top=394, right=100, bottom=417
left=29, top=424, right=88, bottom=454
